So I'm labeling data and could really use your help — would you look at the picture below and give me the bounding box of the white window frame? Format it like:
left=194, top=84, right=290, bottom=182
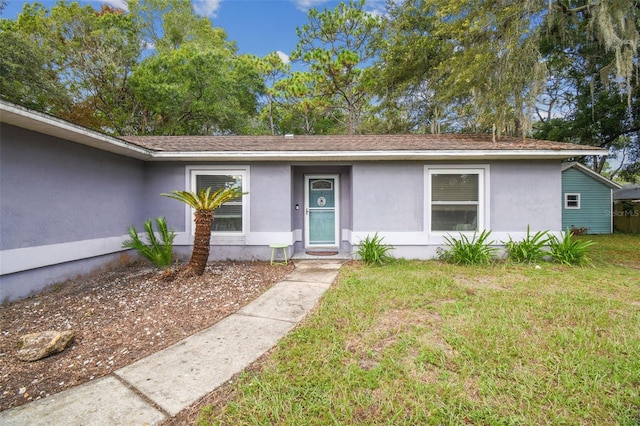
left=564, top=193, right=581, bottom=209
left=186, top=166, right=250, bottom=236
left=425, top=165, right=489, bottom=235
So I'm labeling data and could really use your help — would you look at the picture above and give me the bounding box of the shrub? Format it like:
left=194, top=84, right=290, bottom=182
left=122, top=217, right=176, bottom=269
left=357, top=233, right=393, bottom=266
left=548, top=232, right=596, bottom=266
left=504, top=226, right=550, bottom=263
left=440, top=230, right=497, bottom=265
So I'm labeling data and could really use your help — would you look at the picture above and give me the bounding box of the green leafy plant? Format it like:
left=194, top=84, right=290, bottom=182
left=357, top=233, right=393, bottom=266
left=440, top=230, right=497, bottom=265
left=504, top=226, right=550, bottom=263
left=548, top=232, right=596, bottom=266
left=122, top=217, right=176, bottom=269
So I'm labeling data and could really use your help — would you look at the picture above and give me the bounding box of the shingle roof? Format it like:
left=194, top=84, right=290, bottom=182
left=614, top=184, right=640, bottom=201
left=0, top=99, right=609, bottom=162
left=121, top=133, right=593, bottom=153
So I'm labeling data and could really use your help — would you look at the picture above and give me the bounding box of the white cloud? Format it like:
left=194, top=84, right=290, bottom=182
left=291, top=0, right=331, bottom=12
left=292, top=0, right=388, bottom=18
left=193, top=0, right=223, bottom=17
left=277, top=51, right=291, bottom=64
left=365, top=0, right=388, bottom=18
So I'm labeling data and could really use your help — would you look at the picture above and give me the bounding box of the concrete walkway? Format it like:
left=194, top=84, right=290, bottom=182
left=0, top=260, right=343, bottom=426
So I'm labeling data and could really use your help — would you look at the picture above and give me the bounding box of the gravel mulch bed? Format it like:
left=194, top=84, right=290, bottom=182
left=0, top=261, right=294, bottom=412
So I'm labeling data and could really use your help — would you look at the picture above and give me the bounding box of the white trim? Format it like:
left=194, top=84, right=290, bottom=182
left=610, top=190, right=614, bottom=233
left=564, top=193, right=581, bottom=209
left=424, top=165, right=490, bottom=235
left=151, top=149, right=607, bottom=162
left=350, top=231, right=427, bottom=246
left=185, top=166, right=250, bottom=236
left=0, top=235, right=130, bottom=275
left=348, top=230, right=564, bottom=247
left=245, top=232, right=295, bottom=246
left=304, top=174, right=340, bottom=249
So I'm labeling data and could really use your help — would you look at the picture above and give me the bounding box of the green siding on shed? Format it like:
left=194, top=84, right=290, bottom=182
left=561, top=168, right=613, bottom=234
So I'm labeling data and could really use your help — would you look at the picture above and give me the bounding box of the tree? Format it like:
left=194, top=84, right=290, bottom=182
left=250, top=52, right=290, bottom=135
left=163, top=187, right=244, bottom=276
left=130, top=40, right=262, bottom=135
left=379, top=0, right=639, bottom=137
left=0, top=3, right=70, bottom=112
left=127, top=0, right=210, bottom=52
left=127, top=0, right=262, bottom=135
left=1, top=1, right=142, bottom=132
left=271, top=71, right=339, bottom=135
left=292, top=0, right=381, bottom=134
left=533, top=4, right=639, bottom=179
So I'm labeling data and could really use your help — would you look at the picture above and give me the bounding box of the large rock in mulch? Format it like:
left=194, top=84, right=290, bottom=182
left=17, top=330, right=75, bottom=362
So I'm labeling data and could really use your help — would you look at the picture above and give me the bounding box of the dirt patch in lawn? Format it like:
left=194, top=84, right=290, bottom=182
left=0, top=260, right=293, bottom=412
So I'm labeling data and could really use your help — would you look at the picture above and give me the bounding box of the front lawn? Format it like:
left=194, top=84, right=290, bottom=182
left=198, top=234, right=640, bottom=425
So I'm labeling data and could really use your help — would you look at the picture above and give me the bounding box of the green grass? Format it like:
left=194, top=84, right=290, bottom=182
left=197, top=235, right=640, bottom=425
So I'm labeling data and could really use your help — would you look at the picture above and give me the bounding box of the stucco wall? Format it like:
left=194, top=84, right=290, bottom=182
left=348, top=160, right=562, bottom=246
left=143, top=163, right=189, bottom=232
left=250, top=163, right=292, bottom=232
left=351, top=162, right=424, bottom=232
left=490, top=161, right=562, bottom=232
left=0, top=124, right=146, bottom=250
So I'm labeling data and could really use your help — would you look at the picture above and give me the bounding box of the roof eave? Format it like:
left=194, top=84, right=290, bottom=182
left=1, top=101, right=152, bottom=160
left=149, top=149, right=607, bottom=162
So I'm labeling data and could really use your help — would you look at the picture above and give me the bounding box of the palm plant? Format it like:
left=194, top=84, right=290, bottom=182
left=122, top=217, right=175, bottom=269
left=163, top=186, right=245, bottom=276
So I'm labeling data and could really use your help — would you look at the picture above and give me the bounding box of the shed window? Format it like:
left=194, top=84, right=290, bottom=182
left=565, top=193, right=581, bottom=209
left=428, top=168, right=485, bottom=232
left=189, top=167, right=248, bottom=233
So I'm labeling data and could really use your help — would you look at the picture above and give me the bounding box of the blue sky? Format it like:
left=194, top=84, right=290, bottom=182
left=1, top=0, right=386, bottom=63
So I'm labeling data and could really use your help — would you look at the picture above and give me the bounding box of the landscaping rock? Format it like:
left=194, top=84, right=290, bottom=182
left=17, top=330, right=75, bottom=362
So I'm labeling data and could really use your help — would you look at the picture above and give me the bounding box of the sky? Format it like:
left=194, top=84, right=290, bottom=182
left=1, top=0, right=386, bottom=64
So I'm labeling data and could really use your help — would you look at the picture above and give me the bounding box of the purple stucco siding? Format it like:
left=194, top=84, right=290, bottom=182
left=349, top=160, right=562, bottom=235
left=490, top=161, right=562, bottom=232
left=351, top=162, right=424, bottom=232
left=0, top=124, right=146, bottom=250
left=143, top=162, right=189, bottom=232
left=250, top=163, right=292, bottom=232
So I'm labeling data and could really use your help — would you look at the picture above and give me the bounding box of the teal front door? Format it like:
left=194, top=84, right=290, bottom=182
left=305, top=175, right=339, bottom=248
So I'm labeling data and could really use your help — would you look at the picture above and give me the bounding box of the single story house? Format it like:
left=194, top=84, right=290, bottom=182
left=1, top=100, right=607, bottom=301
left=561, top=162, right=621, bottom=234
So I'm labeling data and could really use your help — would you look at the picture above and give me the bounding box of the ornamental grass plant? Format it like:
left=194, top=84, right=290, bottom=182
left=357, top=233, right=394, bottom=266
left=440, top=230, right=498, bottom=265
left=122, top=217, right=175, bottom=269
left=504, top=226, right=550, bottom=263
left=548, top=231, right=596, bottom=266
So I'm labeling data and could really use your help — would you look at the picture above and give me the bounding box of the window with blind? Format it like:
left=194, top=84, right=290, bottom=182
left=190, top=168, right=247, bottom=233
left=429, top=169, right=484, bottom=232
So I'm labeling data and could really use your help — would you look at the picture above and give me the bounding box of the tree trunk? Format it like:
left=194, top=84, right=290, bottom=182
left=189, top=210, right=214, bottom=275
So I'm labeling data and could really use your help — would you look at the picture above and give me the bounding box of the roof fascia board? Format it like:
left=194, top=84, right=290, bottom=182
left=149, top=149, right=608, bottom=162
left=1, top=101, right=152, bottom=160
